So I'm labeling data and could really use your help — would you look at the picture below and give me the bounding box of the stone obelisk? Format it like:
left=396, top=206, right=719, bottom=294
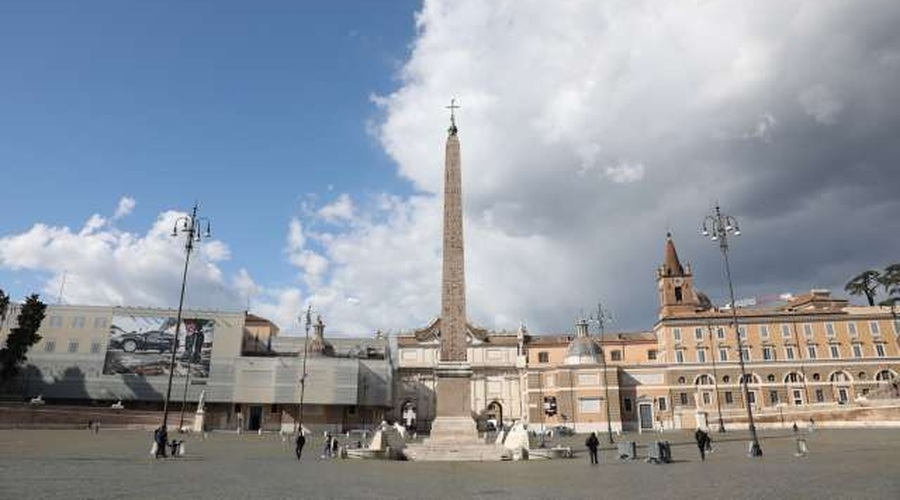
left=430, top=99, right=478, bottom=442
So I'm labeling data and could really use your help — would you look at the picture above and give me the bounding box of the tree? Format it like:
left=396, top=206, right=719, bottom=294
left=845, top=270, right=881, bottom=306
left=0, top=294, right=47, bottom=383
left=877, top=263, right=900, bottom=298
left=0, top=289, right=9, bottom=326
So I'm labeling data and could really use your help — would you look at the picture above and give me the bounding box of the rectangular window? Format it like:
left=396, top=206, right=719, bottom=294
left=785, top=346, right=795, bottom=360
left=579, top=398, right=600, bottom=413
left=852, top=344, right=862, bottom=358
left=762, top=347, right=773, bottom=361
left=658, top=397, right=667, bottom=411
left=803, top=323, right=813, bottom=339
left=673, top=328, right=682, bottom=342
left=679, top=393, right=688, bottom=405
left=848, top=322, right=858, bottom=337
left=545, top=374, right=555, bottom=387
left=870, top=321, right=881, bottom=336
left=719, top=348, right=728, bottom=362
left=893, top=318, right=900, bottom=335
left=538, top=352, right=549, bottom=363
left=760, top=325, right=769, bottom=339
left=747, top=391, right=756, bottom=405
left=72, top=316, right=85, bottom=329
left=702, top=392, right=711, bottom=405
left=829, top=344, right=840, bottom=359
left=724, top=392, right=734, bottom=404
left=647, top=349, right=658, bottom=361
left=781, top=324, right=791, bottom=339
left=815, top=389, right=824, bottom=403
left=44, top=340, right=56, bottom=352
left=67, top=340, right=79, bottom=353
left=740, top=347, right=750, bottom=361
left=716, top=327, right=725, bottom=340
left=90, top=341, right=102, bottom=354
left=610, top=350, right=622, bottom=361
left=94, top=317, right=108, bottom=329
left=769, top=390, right=779, bottom=404
left=623, top=398, right=633, bottom=413
left=49, top=316, right=62, bottom=328
left=675, top=350, right=684, bottom=364
left=697, top=349, right=706, bottom=363
left=875, top=343, right=886, bottom=358
left=807, top=346, right=817, bottom=359
left=694, top=327, right=704, bottom=341
left=825, top=323, right=836, bottom=338
left=738, top=326, right=747, bottom=340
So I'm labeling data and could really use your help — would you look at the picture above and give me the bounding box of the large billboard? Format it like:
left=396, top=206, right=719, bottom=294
left=102, top=316, right=215, bottom=377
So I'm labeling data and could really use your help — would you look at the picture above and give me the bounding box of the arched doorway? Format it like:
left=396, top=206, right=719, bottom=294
left=485, top=401, right=503, bottom=431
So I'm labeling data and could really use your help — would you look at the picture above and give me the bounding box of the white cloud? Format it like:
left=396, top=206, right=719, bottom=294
left=317, top=194, right=356, bottom=223
left=0, top=210, right=240, bottom=310
left=113, top=196, right=136, bottom=220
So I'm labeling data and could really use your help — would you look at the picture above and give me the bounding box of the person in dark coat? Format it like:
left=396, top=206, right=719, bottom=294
left=585, top=432, right=600, bottom=465
left=154, top=425, right=168, bottom=458
left=694, top=428, right=709, bottom=461
left=295, top=432, right=306, bottom=460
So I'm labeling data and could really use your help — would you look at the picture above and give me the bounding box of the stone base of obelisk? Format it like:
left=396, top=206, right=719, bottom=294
left=403, top=362, right=509, bottom=461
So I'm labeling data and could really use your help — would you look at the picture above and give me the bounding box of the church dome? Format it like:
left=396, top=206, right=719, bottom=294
left=564, top=336, right=599, bottom=365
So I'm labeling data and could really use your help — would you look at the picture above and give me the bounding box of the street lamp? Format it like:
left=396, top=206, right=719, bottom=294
left=296, top=305, right=312, bottom=435
left=161, top=202, right=211, bottom=431
left=701, top=314, right=726, bottom=433
left=591, top=303, right=615, bottom=444
left=701, top=204, right=762, bottom=456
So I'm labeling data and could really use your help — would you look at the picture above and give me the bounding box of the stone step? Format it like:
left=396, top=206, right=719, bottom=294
left=403, top=443, right=510, bottom=461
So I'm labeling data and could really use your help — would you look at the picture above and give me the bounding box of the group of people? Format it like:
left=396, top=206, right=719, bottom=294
left=292, top=431, right=340, bottom=460
left=152, top=425, right=183, bottom=458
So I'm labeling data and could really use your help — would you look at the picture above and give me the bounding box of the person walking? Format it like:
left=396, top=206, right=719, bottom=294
left=694, top=428, right=709, bottom=461
left=154, top=425, right=168, bottom=458
left=585, top=432, right=600, bottom=465
left=330, top=434, right=340, bottom=458
left=295, top=432, right=306, bottom=460
left=321, top=432, right=331, bottom=458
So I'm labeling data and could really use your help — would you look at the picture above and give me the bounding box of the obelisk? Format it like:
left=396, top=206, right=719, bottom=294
left=430, top=99, right=478, bottom=442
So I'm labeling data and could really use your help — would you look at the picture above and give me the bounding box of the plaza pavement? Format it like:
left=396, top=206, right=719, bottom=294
left=0, top=428, right=898, bottom=499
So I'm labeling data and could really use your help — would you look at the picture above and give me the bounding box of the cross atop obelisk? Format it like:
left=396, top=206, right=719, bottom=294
left=440, top=98, right=466, bottom=362
left=446, top=98, right=460, bottom=135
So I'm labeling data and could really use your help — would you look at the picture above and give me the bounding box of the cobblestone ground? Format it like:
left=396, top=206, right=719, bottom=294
left=1, top=428, right=898, bottom=499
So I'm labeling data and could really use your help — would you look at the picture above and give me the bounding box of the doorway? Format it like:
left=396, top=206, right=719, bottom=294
left=638, top=403, right=654, bottom=431
left=485, top=401, right=503, bottom=431
left=248, top=405, right=263, bottom=431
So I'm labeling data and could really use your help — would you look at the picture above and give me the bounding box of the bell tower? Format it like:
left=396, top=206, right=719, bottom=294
left=657, top=233, right=700, bottom=318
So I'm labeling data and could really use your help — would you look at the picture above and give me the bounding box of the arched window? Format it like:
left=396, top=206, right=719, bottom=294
left=829, top=371, right=851, bottom=383
left=741, top=373, right=760, bottom=384
left=812, top=373, right=821, bottom=381
left=678, top=376, right=686, bottom=385
left=767, top=374, right=776, bottom=383
left=858, top=372, right=867, bottom=380
left=784, top=372, right=804, bottom=384
left=722, top=375, right=730, bottom=383
left=695, top=374, right=713, bottom=385
left=876, top=370, right=896, bottom=381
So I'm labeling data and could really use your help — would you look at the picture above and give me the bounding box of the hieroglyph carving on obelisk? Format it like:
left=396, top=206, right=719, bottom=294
left=440, top=99, right=467, bottom=363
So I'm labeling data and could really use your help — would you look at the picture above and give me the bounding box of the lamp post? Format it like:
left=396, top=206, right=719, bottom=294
left=591, top=303, right=615, bottom=444
left=296, top=305, right=312, bottom=435
left=701, top=204, right=762, bottom=456
left=702, top=316, right=726, bottom=433
left=161, top=203, right=211, bottom=431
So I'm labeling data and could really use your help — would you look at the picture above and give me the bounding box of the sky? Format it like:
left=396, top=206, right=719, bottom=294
left=1, top=0, right=899, bottom=336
